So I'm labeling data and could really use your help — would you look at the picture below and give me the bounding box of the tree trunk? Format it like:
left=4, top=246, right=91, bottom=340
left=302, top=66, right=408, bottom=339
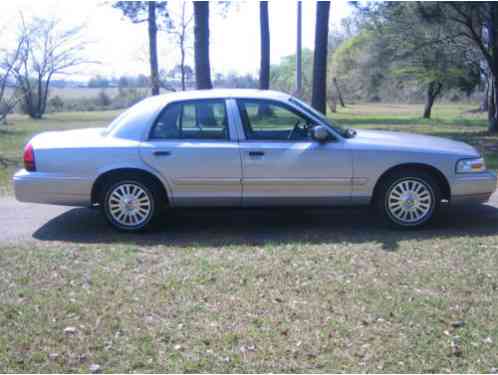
left=423, top=81, right=442, bottom=119
left=194, top=1, right=213, bottom=90
left=180, top=1, right=187, bottom=91
left=180, top=36, right=186, bottom=91
left=333, top=78, right=345, bottom=107
left=487, top=2, right=498, bottom=132
left=489, top=78, right=498, bottom=132
left=481, top=77, right=489, bottom=112
left=311, top=1, right=330, bottom=114
left=295, top=1, right=302, bottom=96
left=148, top=2, right=160, bottom=96
left=328, top=95, right=337, bottom=113
left=259, top=1, right=270, bottom=90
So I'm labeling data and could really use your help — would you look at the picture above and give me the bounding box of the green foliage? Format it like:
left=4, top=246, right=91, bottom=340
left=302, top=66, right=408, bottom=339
left=270, top=48, right=314, bottom=101
left=328, top=3, right=480, bottom=104
left=96, top=90, right=112, bottom=107
left=88, top=75, right=110, bottom=88
left=47, top=96, right=64, bottom=112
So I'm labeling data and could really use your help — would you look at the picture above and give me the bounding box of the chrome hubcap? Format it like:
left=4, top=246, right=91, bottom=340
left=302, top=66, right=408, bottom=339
left=108, top=183, right=151, bottom=227
left=387, top=179, right=433, bottom=224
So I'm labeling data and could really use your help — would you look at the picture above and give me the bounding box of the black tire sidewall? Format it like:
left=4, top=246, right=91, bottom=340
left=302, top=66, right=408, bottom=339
left=103, top=179, right=156, bottom=232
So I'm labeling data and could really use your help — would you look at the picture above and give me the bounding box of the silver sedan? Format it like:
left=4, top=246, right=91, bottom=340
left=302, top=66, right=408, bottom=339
left=13, top=89, right=497, bottom=231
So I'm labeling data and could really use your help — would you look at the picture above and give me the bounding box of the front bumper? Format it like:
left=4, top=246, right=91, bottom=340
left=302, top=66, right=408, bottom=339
left=451, top=170, right=497, bottom=205
left=13, top=169, right=92, bottom=207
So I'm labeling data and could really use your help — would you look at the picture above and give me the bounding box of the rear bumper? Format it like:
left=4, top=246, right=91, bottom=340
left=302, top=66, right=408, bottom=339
left=451, top=171, right=497, bottom=205
left=13, top=169, right=92, bottom=207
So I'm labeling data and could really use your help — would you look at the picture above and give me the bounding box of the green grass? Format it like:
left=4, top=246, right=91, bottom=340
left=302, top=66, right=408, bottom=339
left=2, top=227, right=498, bottom=372
left=1, top=103, right=498, bottom=372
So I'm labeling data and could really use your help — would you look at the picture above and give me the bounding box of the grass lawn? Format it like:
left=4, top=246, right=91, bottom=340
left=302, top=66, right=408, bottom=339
left=2, top=209, right=498, bottom=373
left=1, top=103, right=498, bottom=372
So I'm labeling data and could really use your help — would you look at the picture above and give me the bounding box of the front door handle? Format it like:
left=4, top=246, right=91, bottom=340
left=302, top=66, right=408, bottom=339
left=248, top=151, right=265, bottom=157
left=153, top=150, right=171, bottom=157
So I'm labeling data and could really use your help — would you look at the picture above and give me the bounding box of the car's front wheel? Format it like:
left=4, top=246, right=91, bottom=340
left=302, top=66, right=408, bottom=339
left=377, top=170, right=441, bottom=228
left=103, top=179, right=157, bottom=232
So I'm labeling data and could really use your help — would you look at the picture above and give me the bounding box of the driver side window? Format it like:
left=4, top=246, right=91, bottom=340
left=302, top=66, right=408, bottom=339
left=237, top=99, right=311, bottom=141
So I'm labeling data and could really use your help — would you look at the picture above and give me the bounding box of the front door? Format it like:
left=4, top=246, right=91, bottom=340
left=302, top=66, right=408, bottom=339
left=236, top=99, right=353, bottom=206
left=140, top=99, right=242, bottom=206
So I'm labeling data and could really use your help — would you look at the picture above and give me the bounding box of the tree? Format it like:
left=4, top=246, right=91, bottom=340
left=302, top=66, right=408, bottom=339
left=88, top=75, right=110, bottom=88
left=167, top=0, right=194, bottom=91
left=374, top=3, right=480, bottom=118
left=193, top=1, right=212, bottom=89
left=346, top=3, right=480, bottom=117
left=167, top=64, right=194, bottom=88
left=118, top=75, right=130, bottom=88
left=295, top=1, right=302, bottom=96
left=113, top=1, right=169, bottom=96
left=271, top=48, right=314, bottom=101
left=416, top=2, right=498, bottom=131
left=311, top=1, right=331, bottom=114
left=0, top=32, right=25, bottom=123
left=12, top=18, right=90, bottom=119
left=259, top=1, right=270, bottom=90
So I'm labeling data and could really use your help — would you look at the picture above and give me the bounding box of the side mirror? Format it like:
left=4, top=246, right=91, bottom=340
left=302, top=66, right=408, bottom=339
left=311, top=125, right=330, bottom=143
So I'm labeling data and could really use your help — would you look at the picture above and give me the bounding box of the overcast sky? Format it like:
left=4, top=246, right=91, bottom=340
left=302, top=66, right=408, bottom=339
left=0, top=0, right=352, bottom=80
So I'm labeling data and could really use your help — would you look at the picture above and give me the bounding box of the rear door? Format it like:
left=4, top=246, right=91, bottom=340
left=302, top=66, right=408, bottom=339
left=236, top=98, right=353, bottom=206
left=140, top=99, right=242, bottom=206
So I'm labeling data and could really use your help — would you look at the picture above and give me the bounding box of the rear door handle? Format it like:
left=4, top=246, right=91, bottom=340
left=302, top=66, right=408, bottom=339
left=153, top=150, right=171, bottom=157
left=248, top=151, right=265, bottom=157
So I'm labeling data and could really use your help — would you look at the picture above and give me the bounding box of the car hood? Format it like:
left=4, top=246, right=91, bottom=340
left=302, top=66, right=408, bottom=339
left=350, top=129, right=479, bottom=157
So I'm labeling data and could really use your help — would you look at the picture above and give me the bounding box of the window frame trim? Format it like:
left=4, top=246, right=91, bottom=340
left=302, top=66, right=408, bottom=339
left=235, top=98, right=337, bottom=143
left=148, top=98, right=232, bottom=142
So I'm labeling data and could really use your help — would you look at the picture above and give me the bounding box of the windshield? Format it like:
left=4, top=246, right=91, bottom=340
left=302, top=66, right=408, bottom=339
left=289, top=96, right=350, bottom=137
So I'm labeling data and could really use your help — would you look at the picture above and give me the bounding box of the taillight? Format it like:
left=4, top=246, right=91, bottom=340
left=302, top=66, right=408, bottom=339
left=23, top=143, right=36, bottom=171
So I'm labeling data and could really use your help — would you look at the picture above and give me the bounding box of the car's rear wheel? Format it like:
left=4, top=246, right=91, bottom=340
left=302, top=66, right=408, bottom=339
left=376, top=170, right=441, bottom=228
left=103, top=179, right=158, bottom=232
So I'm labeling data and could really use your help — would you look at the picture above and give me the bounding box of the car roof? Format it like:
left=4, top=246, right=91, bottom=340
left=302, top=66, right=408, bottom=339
left=107, top=89, right=295, bottom=141
left=151, top=89, right=292, bottom=104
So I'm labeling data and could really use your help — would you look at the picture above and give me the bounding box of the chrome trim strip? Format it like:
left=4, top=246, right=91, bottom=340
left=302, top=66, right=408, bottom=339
left=173, top=178, right=241, bottom=186
left=352, top=177, right=368, bottom=186
left=243, top=178, right=351, bottom=186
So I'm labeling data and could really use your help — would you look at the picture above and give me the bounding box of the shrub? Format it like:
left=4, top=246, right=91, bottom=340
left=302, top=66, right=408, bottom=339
left=96, top=90, right=112, bottom=107
left=47, top=95, right=64, bottom=112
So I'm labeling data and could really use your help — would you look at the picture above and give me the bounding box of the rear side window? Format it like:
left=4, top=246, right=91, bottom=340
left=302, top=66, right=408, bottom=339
left=150, top=99, right=229, bottom=140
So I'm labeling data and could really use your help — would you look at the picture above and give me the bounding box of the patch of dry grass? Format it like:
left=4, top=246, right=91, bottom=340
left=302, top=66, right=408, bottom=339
left=1, top=206, right=498, bottom=372
left=1, top=102, right=498, bottom=372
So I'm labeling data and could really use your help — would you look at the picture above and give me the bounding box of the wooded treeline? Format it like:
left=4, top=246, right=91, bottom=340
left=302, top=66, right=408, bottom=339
left=2, top=1, right=498, bottom=133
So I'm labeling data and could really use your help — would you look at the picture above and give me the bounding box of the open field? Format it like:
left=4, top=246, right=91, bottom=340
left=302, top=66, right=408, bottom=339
left=1, top=199, right=498, bottom=372
left=1, top=103, right=498, bottom=372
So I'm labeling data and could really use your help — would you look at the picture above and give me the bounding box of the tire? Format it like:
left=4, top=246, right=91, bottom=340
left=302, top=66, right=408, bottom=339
left=376, top=169, right=441, bottom=229
left=102, top=176, right=162, bottom=232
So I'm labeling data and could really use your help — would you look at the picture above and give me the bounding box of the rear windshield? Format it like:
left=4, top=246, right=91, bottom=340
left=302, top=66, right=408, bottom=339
left=103, top=97, right=158, bottom=136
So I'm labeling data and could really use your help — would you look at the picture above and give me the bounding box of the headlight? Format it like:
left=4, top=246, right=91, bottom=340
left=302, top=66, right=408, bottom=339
left=456, top=157, right=486, bottom=173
